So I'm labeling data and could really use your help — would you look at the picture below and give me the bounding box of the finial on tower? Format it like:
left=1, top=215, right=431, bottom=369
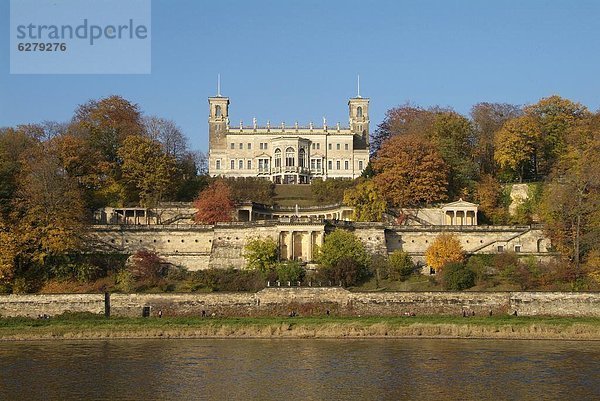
left=357, top=74, right=361, bottom=98
left=217, top=73, right=221, bottom=96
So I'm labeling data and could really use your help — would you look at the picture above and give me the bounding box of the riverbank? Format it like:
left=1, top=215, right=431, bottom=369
left=1, top=315, right=599, bottom=341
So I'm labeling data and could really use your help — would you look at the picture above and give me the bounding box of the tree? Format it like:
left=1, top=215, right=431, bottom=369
left=388, top=250, right=415, bottom=281
left=373, top=135, right=448, bottom=207
left=316, top=229, right=370, bottom=271
left=127, top=249, right=166, bottom=283
left=0, top=216, right=18, bottom=283
left=193, top=180, right=235, bottom=224
left=244, top=237, right=278, bottom=272
left=494, top=115, right=540, bottom=181
left=143, top=116, right=189, bottom=161
left=10, top=144, right=86, bottom=280
left=440, top=262, right=476, bottom=290
left=425, top=233, right=465, bottom=273
left=343, top=180, right=387, bottom=222
left=430, top=111, right=478, bottom=199
left=475, top=175, right=509, bottom=224
left=524, top=95, right=590, bottom=177
left=311, top=178, right=357, bottom=204
left=275, top=260, right=304, bottom=283
left=471, top=103, right=522, bottom=175
left=118, top=135, right=178, bottom=207
left=0, top=127, right=36, bottom=216
left=540, top=116, right=600, bottom=269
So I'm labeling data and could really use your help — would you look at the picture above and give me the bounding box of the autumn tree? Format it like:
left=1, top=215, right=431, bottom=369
left=540, top=115, right=600, bottom=269
left=0, top=127, right=36, bottom=216
left=343, top=180, right=387, bottom=222
left=373, top=135, right=448, bottom=207
left=388, top=250, right=415, bottom=281
left=0, top=216, right=18, bottom=283
left=9, top=144, right=86, bottom=284
left=524, top=95, right=590, bottom=177
left=244, top=237, right=279, bottom=272
left=316, top=229, right=371, bottom=286
left=471, top=102, right=522, bottom=175
left=118, top=135, right=178, bottom=207
left=475, top=175, right=509, bottom=224
left=494, top=115, right=540, bottom=181
left=425, top=234, right=465, bottom=273
left=143, top=116, right=189, bottom=161
left=193, top=180, right=235, bottom=224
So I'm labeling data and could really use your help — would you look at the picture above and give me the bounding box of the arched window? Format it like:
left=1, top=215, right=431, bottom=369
left=238, top=160, right=243, bottom=169
left=230, top=160, right=235, bottom=170
left=274, top=148, right=282, bottom=168
left=285, top=147, right=295, bottom=167
left=298, top=148, right=306, bottom=168
left=356, top=106, right=363, bottom=117
left=215, top=105, right=222, bottom=117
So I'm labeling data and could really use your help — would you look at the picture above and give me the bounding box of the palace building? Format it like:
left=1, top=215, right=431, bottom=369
left=207, top=89, right=370, bottom=184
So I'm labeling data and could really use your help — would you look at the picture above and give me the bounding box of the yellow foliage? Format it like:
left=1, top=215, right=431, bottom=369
left=425, top=233, right=465, bottom=272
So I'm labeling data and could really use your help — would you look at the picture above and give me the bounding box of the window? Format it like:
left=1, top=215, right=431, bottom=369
left=247, top=143, right=252, bottom=150
left=299, top=148, right=306, bottom=168
left=312, top=143, right=315, bottom=150
left=311, top=159, right=315, bottom=170
left=274, top=148, right=282, bottom=168
left=357, top=106, right=363, bottom=117
left=258, top=159, right=269, bottom=172
left=317, top=143, right=320, bottom=150
left=515, top=245, right=522, bottom=253
left=260, top=143, right=264, bottom=150
left=230, top=160, right=235, bottom=170
left=230, top=143, right=234, bottom=149
left=328, top=143, right=332, bottom=150
left=216, top=160, right=221, bottom=170
left=336, top=160, right=341, bottom=170
left=497, top=245, right=504, bottom=253
left=345, top=143, right=349, bottom=151
left=215, top=105, right=222, bottom=117
left=358, top=160, right=363, bottom=170
left=247, top=160, right=252, bottom=169
left=328, top=160, right=333, bottom=170
left=285, top=147, right=295, bottom=167
left=239, top=143, right=243, bottom=150
left=336, top=143, right=340, bottom=150
left=264, top=143, right=268, bottom=149
left=344, top=160, right=349, bottom=170
left=238, top=160, right=243, bottom=169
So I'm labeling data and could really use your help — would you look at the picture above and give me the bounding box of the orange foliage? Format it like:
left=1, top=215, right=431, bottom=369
left=193, top=180, right=235, bottom=224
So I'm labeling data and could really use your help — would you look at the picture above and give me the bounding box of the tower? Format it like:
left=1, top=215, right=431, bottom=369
left=348, top=95, right=370, bottom=150
left=208, top=95, right=229, bottom=151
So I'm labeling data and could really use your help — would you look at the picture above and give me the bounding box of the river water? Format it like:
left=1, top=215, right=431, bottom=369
left=0, top=339, right=598, bottom=400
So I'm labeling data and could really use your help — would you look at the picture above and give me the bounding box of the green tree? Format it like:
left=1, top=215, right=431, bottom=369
left=316, top=229, right=370, bottom=270
left=119, top=135, right=178, bottom=207
left=440, top=262, right=476, bottom=290
left=388, top=250, right=415, bottom=281
left=373, top=135, right=448, bottom=207
left=275, top=260, right=304, bottom=283
left=244, top=237, right=279, bottom=272
left=343, top=180, right=387, bottom=222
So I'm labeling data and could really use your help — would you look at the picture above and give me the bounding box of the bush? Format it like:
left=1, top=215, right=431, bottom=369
left=388, top=250, right=415, bottom=281
left=191, top=268, right=266, bottom=292
left=244, top=237, right=278, bottom=272
left=440, top=262, right=476, bottom=290
left=319, top=257, right=370, bottom=287
left=316, top=229, right=370, bottom=270
left=114, top=269, right=134, bottom=292
left=128, top=249, right=166, bottom=283
left=311, top=178, right=356, bottom=204
left=275, top=261, right=305, bottom=284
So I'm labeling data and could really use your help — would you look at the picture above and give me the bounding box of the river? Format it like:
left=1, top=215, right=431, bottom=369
left=0, top=339, right=598, bottom=400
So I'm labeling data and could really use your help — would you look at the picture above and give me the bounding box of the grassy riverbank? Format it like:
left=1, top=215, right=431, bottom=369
left=1, top=314, right=599, bottom=341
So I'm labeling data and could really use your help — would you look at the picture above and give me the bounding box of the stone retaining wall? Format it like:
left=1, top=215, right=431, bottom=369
left=0, top=290, right=598, bottom=318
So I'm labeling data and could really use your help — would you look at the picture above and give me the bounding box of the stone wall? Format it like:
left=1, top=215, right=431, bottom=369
left=1, top=290, right=598, bottom=318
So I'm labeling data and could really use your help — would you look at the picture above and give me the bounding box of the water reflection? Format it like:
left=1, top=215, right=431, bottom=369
left=0, top=339, right=598, bottom=400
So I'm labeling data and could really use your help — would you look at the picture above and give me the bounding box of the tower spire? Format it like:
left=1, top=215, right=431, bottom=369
left=357, top=74, right=361, bottom=98
left=217, top=73, right=221, bottom=96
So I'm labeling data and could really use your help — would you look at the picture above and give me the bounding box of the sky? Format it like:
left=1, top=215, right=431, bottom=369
left=2, top=0, right=600, bottom=152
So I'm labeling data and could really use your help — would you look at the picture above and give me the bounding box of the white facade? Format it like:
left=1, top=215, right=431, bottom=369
left=207, top=94, right=370, bottom=184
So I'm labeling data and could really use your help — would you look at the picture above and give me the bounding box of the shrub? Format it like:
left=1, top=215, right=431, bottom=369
left=114, top=269, right=134, bottom=292
left=388, top=250, right=415, bottom=281
left=191, top=268, right=266, bottom=292
left=128, top=249, right=166, bottom=283
left=275, top=261, right=305, bottom=283
left=440, top=262, right=476, bottom=290
left=316, top=229, right=370, bottom=270
left=319, top=257, right=370, bottom=287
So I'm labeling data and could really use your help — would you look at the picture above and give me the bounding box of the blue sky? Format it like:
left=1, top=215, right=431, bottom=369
left=2, top=0, right=600, bottom=152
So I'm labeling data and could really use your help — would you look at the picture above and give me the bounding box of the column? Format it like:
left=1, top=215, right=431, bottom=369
left=453, top=210, right=457, bottom=225
left=307, top=231, right=314, bottom=262
left=287, top=231, right=293, bottom=260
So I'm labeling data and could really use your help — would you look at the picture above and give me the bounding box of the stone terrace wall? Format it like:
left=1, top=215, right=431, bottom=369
left=1, top=291, right=598, bottom=318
